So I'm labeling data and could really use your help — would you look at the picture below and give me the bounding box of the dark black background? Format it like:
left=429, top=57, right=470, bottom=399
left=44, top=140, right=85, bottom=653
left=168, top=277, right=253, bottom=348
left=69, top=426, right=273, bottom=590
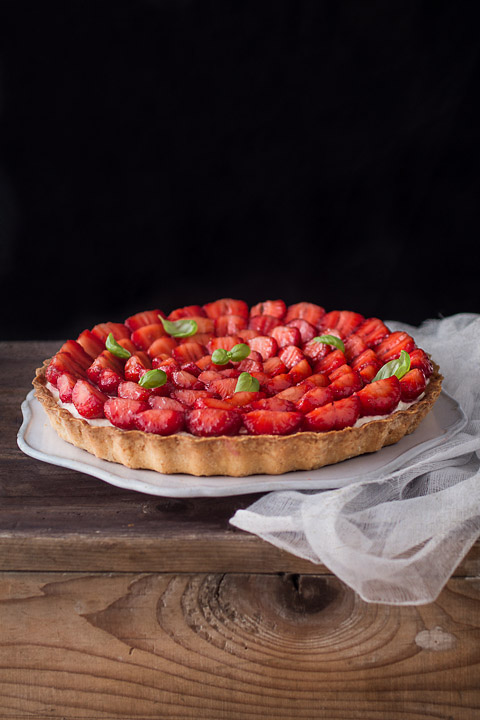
left=1, top=0, right=479, bottom=341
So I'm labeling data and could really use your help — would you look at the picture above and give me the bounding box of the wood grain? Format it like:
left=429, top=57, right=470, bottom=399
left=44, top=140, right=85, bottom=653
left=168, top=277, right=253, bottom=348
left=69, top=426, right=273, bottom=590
left=1, top=571, right=479, bottom=719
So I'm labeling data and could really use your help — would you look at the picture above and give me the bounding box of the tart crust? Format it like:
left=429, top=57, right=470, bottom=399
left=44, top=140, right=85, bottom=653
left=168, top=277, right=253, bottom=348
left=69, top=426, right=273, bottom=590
left=33, top=359, right=443, bottom=477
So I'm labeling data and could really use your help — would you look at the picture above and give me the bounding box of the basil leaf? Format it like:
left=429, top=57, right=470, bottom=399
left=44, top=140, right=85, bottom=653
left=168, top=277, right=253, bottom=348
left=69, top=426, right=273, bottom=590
left=159, top=315, right=198, bottom=338
left=138, top=368, right=168, bottom=389
left=228, top=343, right=251, bottom=362
left=373, top=350, right=411, bottom=382
left=234, top=372, right=260, bottom=393
left=106, top=332, right=131, bottom=359
left=313, top=334, right=345, bottom=353
left=211, top=348, right=229, bottom=365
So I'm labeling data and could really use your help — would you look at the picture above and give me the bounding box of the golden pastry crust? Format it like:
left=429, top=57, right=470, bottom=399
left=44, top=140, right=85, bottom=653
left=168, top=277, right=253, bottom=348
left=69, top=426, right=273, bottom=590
left=33, top=360, right=443, bottom=477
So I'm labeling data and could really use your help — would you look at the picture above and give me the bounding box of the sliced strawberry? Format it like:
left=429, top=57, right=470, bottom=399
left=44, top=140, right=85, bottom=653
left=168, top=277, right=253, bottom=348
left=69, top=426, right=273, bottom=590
left=117, top=338, right=137, bottom=355
left=248, top=314, right=282, bottom=335
left=288, top=358, right=312, bottom=384
left=295, top=385, right=334, bottom=413
left=118, top=381, right=152, bottom=403
left=72, top=379, right=108, bottom=419
left=134, top=408, right=185, bottom=435
left=354, top=318, right=390, bottom=347
left=399, top=368, right=426, bottom=402
left=226, top=390, right=266, bottom=408
left=131, top=323, right=167, bottom=351
left=151, top=356, right=177, bottom=378
left=243, top=410, right=303, bottom=436
left=302, top=337, right=331, bottom=363
left=208, top=377, right=238, bottom=399
left=304, top=395, right=360, bottom=432
left=45, top=352, right=88, bottom=386
left=180, top=361, right=202, bottom=377
left=195, top=354, right=214, bottom=371
left=172, top=341, right=207, bottom=364
left=250, top=396, right=297, bottom=412
left=207, top=335, right=242, bottom=354
left=318, top=310, right=364, bottom=338
left=149, top=395, right=185, bottom=411
left=171, top=389, right=213, bottom=407
left=91, top=322, right=130, bottom=343
left=275, top=384, right=309, bottom=403
left=286, top=318, right=317, bottom=343
left=235, top=358, right=264, bottom=374
left=178, top=332, right=213, bottom=347
left=104, top=397, right=149, bottom=429
left=183, top=316, right=215, bottom=335
left=344, top=334, right=368, bottom=362
left=171, top=369, right=204, bottom=390
left=76, top=329, right=105, bottom=359
left=328, top=364, right=363, bottom=399
left=185, top=407, right=243, bottom=436
left=409, top=348, right=434, bottom=379
left=314, top=349, right=347, bottom=375
left=203, top=298, right=249, bottom=319
left=87, top=350, right=124, bottom=385
left=125, top=309, right=164, bottom=332
left=262, top=356, right=287, bottom=377
left=57, top=372, right=77, bottom=403
left=96, top=368, right=123, bottom=394
left=124, top=352, right=152, bottom=382
left=284, top=302, right=325, bottom=327
left=59, top=340, right=95, bottom=370
left=236, top=329, right=260, bottom=342
left=357, top=376, right=401, bottom=416
left=194, top=396, right=234, bottom=411
left=214, top=314, right=248, bottom=336
left=250, top=299, right=287, bottom=320
left=248, top=335, right=278, bottom=360
left=263, top=373, right=294, bottom=396
left=168, top=305, right=206, bottom=320
left=351, top=349, right=381, bottom=383
left=375, top=331, right=416, bottom=363
left=147, top=336, right=178, bottom=359
left=278, top=345, right=306, bottom=369
left=198, top=369, right=223, bottom=386
left=303, top=372, right=329, bottom=388
left=270, top=324, right=302, bottom=348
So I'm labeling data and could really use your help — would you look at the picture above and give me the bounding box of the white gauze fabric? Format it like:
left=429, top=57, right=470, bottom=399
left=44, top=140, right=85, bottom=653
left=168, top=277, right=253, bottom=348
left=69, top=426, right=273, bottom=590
left=230, top=313, right=480, bottom=605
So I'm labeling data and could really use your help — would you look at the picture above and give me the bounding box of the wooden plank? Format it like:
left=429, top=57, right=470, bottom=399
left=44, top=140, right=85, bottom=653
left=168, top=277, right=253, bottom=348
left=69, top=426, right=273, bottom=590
left=0, top=571, right=479, bottom=719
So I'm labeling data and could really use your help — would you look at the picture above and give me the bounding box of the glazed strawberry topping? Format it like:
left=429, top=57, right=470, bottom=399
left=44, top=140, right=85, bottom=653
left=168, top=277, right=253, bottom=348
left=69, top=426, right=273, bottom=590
left=47, top=298, right=434, bottom=437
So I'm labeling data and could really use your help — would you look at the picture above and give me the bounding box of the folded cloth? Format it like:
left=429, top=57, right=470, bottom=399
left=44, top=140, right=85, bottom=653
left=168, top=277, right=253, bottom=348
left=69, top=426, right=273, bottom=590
left=230, top=313, right=480, bottom=605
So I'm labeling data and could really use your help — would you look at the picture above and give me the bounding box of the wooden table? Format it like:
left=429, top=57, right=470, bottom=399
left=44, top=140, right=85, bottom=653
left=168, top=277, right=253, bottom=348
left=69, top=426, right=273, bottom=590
left=2, top=341, right=480, bottom=719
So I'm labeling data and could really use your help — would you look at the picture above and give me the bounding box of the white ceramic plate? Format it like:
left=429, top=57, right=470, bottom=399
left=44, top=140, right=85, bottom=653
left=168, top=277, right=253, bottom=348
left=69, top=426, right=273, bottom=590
left=18, top=390, right=467, bottom=498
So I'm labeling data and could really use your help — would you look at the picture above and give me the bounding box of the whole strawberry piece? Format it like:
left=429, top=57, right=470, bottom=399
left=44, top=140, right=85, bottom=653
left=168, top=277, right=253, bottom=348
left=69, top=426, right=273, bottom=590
left=357, top=376, right=401, bottom=416
left=104, top=397, right=149, bottom=429
left=72, top=380, right=108, bottom=419
left=243, top=410, right=303, bottom=436
left=134, top=409, right=185, bottom=435
left=185, top=408, right=243, bottom=436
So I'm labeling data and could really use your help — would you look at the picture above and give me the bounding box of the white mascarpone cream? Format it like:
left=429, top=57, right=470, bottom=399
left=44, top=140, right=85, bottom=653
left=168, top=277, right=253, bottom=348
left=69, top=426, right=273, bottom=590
left=46, top=381, right=425, bottom=432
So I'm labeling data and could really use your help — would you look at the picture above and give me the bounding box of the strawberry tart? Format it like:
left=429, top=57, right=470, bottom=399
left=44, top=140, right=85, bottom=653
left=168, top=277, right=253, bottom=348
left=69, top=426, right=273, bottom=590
left=33, top=299, right=442, bottom=476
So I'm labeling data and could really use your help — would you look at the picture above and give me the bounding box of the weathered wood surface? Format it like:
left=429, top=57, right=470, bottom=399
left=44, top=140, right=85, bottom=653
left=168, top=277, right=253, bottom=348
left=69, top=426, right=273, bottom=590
left=1, top=571, right=480, bottom=719
left=2, top=341, right=480, bottom=719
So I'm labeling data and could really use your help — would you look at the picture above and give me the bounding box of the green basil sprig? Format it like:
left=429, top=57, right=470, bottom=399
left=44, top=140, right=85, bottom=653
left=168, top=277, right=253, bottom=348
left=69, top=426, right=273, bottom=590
left=212, top=343, right=251, bottom=365
left=106, top=332, right=132, bottom=359
left=373, top=350, right=411, bottom=382
left=234, top=372, right=260, bottom=393
left=313, top=334, right=345, bottom=353
left=159, top=315, right=198, bottom=338
left=138, top=368, right=168, bottom=389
